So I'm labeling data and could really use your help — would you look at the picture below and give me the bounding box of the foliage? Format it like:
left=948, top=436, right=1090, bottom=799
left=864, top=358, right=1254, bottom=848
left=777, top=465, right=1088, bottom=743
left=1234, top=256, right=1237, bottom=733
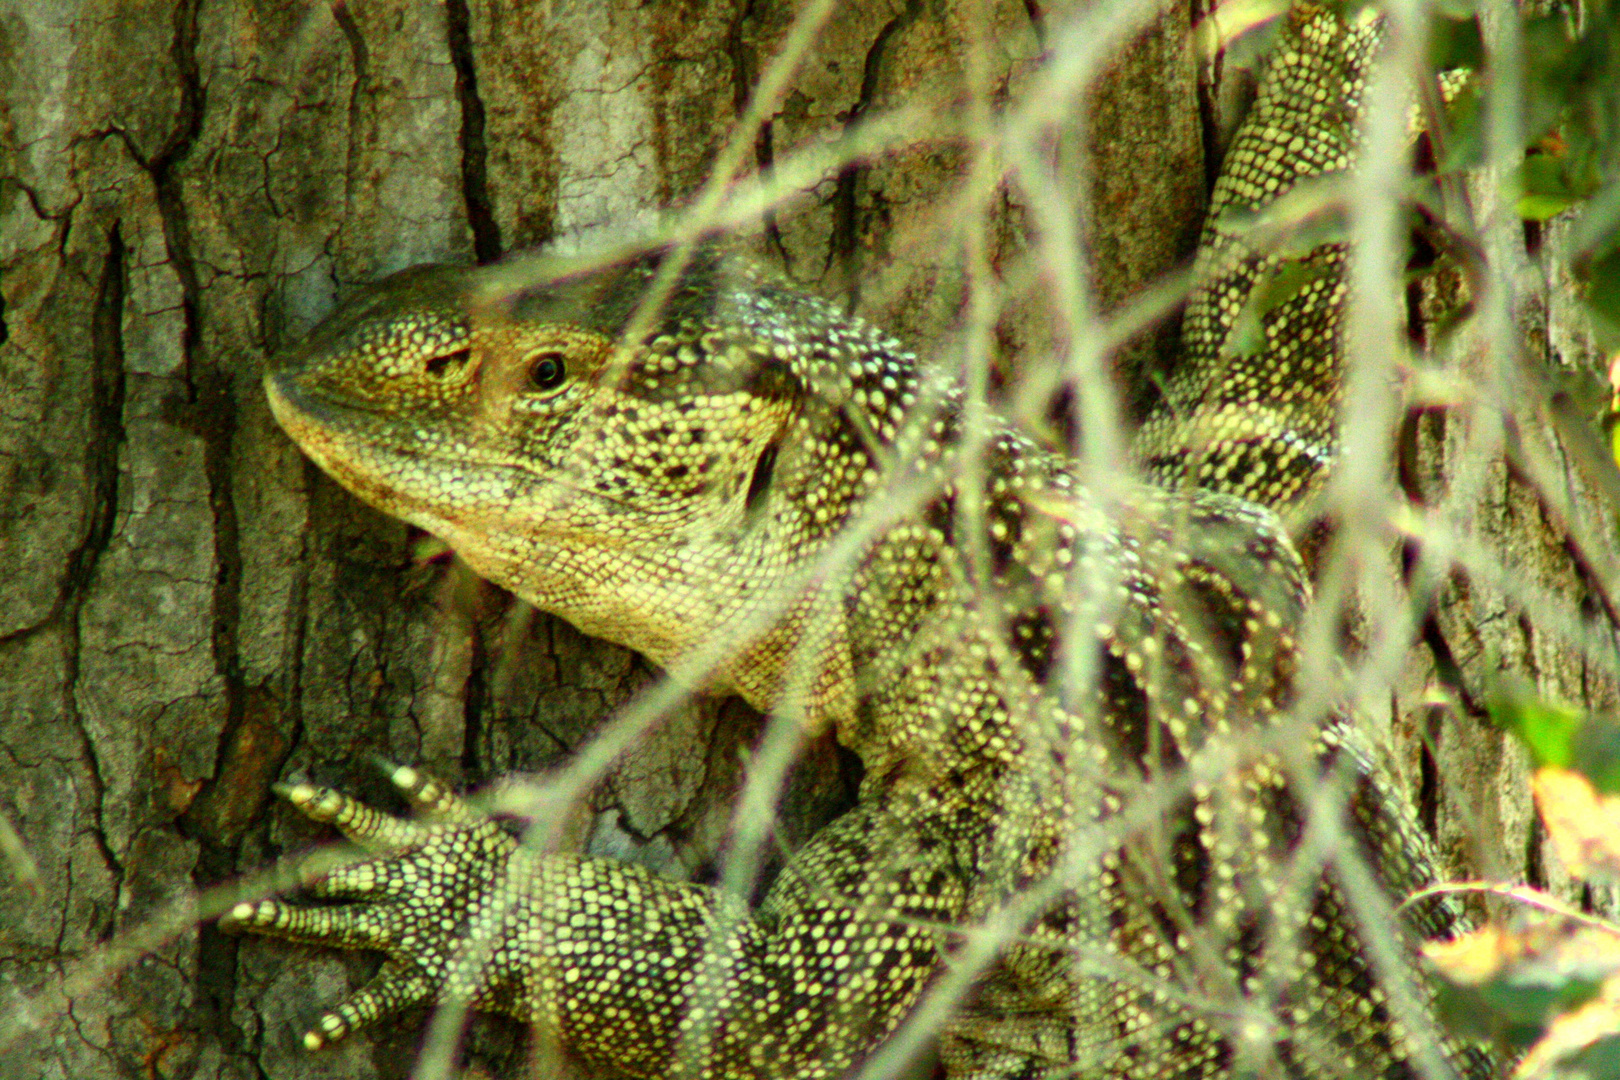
left=1434, top=1, right=1620, bottom=349
left=1427, top=700, right=1620, bottom=1078
left=1221, top=1, right=1620, bottom=368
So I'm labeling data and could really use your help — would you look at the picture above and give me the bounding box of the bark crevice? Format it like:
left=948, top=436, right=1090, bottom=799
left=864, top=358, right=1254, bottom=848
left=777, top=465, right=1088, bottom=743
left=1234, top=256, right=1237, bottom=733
left=446, top=0, right=503, bottom=264
left=724, top=0, right=789, bottom=271
left=827, top=0, right=926, bottom=310
left=55, top=223, right=133, bottom=945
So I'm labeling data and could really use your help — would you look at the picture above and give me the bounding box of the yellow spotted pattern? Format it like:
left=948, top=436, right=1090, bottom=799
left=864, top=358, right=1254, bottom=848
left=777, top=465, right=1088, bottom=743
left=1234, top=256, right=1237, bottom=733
left=1137, top=7, right=1380, bottom=522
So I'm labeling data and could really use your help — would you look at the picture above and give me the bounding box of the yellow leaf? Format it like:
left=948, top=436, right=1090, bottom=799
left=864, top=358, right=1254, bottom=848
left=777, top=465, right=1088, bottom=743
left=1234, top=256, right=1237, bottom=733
left=1533, top=768, right=1620, bottom=883
left=1425, top=919, right=1620, bottom=1055
left=1424, top=923, right=1522, bottom=985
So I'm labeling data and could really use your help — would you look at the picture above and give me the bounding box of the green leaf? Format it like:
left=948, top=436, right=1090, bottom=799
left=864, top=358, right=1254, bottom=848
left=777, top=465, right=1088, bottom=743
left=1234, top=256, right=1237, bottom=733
left=1224, top=259, right=1337, bottom=360
left=1583, top=251, right=1620, bottom=328
left=1519, top=193, right=1577, bottom=222
left=1521, top=154, right=1575, bottom=197
left=1569, top=181, right=1620, bottom=260
left=1573, top=719, right=1620, bottom=795
left=1436, top=79, right=1484, bottom=174
left=1492, top=695, right=1620, bottom=794
left=1563, top=1032, right=1620, bottom=1079
left=1521, top=16, right=1584, bottom=146
left=1194, top=0, right=1286, bottom=66
left=1513, top=155, right=1583, bottom=221
left=1429, top=926, right=1609, bottom=1051
left=1492, top=696, right=1585, bottom=770
left=1215, top=173, right=1349, bottom=257
left=1429, top=14, right=1484, bottom=72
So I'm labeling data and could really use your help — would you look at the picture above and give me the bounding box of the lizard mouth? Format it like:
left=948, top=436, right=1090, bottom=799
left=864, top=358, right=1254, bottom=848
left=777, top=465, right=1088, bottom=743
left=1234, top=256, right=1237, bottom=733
left=264, top=371, right=690, bottom=533
left=264, top=370, right=398, bottom=433
left=264, top=371, right=443, bottom=522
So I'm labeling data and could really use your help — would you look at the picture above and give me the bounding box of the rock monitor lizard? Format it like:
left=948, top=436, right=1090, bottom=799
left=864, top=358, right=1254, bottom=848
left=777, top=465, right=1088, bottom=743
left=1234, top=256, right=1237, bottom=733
left=228, top=6, right=1488, bottom=1079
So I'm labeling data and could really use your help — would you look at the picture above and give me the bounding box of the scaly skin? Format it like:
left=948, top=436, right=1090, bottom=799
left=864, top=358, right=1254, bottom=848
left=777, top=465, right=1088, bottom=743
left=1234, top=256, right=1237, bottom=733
left=228, top=6, right=1487, bottom=1079
left=1137, top=5, right=1378, bottom=520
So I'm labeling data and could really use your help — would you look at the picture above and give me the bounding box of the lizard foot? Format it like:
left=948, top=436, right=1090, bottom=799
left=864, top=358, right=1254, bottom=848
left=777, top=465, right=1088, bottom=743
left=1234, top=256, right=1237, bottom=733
left=222, top=765, right=533, bottom=1049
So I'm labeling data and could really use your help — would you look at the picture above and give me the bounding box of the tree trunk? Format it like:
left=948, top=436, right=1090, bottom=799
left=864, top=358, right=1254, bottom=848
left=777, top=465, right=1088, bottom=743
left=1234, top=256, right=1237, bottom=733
left=0, top=2, right=1613, bottom=1079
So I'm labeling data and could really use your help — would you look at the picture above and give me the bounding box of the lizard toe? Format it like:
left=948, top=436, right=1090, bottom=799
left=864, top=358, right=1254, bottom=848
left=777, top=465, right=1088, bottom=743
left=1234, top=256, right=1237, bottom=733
left=302, top=963, right=436, bottom=1049
left=275, top=780, right=427, bottom=856
left=222, top=897, right=401, bottom=951
left=386, top=763, right=485, bottom=825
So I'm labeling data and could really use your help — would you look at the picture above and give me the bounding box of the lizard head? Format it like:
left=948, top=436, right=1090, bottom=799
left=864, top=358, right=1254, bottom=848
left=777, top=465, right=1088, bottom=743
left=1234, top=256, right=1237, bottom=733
left=265, top=246, right=917, bottom=721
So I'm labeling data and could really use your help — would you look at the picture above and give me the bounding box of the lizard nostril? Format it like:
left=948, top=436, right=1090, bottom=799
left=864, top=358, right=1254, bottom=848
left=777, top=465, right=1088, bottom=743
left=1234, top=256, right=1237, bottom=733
left=424, top=348, right=472, bottom=380
left=744, top=441, right=779, bottom=513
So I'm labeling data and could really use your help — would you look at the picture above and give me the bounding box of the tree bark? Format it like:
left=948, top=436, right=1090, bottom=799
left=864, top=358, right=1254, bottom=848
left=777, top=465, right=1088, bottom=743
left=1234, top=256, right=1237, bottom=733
left=0, top=2, right=1613, bottom=1079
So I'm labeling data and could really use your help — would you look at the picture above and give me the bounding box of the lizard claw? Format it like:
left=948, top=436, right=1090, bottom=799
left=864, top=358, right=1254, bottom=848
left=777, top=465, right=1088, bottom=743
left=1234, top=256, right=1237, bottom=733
left=301, top=962, right=436, bottom=1049
left=382, top=762, right=486, bottom=825
left=224, top=769, right=534, bottom=1048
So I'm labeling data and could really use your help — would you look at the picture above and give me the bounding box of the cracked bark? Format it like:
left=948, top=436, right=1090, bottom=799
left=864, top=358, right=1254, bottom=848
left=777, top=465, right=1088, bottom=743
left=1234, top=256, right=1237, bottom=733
left=0, top=3, right=1615, bottom=1080
left=445, top=0, right=503, bottom=264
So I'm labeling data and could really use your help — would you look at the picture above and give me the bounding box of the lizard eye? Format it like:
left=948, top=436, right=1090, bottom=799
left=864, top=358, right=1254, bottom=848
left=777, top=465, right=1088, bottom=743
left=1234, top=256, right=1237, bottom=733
left=527, top=351, right=568, bottom=391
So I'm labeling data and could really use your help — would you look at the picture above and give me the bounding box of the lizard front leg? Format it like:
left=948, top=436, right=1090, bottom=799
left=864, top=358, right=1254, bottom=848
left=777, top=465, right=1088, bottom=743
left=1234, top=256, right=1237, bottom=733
left=226, top=764, right=972, bottom=1079
left=223, top=766, right=536, bottom=1049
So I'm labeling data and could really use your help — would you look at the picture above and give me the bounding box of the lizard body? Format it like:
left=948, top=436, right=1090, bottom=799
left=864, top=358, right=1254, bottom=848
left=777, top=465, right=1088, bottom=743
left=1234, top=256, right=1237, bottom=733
left=231, top=6, right=1486, bottom=1079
